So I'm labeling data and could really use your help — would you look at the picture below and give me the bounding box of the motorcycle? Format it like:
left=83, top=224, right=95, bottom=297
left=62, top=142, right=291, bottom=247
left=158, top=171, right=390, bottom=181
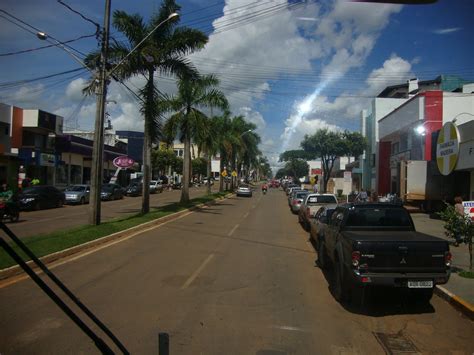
left=0, top=200, right=20, bottom=223
left=262, top=185, right=268, bottom=195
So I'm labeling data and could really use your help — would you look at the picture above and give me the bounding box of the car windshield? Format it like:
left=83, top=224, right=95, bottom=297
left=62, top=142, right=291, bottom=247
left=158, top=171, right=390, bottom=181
left=296, top=192, right=308, bottom=199
left=21, top=187, right=40, bottom=194
left=306, top=195, right=337, bottom=205
left=102, top=185, right=114, bottom=192
left=345, top=207, right=413, bottom=228
left=67, top=186, right=86, bottom=192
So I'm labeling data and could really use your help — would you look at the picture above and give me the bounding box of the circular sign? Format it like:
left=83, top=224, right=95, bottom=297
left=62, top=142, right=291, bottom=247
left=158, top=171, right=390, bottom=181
left=113, top=156, right=135, bottom=168
left=436, top=122, right=460, bottom=176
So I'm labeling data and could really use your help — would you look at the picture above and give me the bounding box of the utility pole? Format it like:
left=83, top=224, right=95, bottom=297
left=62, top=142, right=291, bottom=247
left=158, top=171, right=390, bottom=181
left=89, top=0, right=111, bottom=225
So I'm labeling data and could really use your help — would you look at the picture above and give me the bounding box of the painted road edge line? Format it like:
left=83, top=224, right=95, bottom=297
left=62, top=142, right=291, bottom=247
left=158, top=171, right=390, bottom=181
left=435, top=285, right=474, bottom=321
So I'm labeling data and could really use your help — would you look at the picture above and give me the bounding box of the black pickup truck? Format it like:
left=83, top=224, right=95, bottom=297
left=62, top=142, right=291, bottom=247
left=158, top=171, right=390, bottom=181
left=318, top=203, right=451, bottom=303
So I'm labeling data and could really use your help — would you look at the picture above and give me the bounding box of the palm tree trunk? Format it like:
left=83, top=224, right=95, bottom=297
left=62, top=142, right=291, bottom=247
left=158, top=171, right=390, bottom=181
left=142, top=128, right=151, bottom=213
left=207, top=152, right=212, bottom=195
left=181, top=132, right=191, bottom=203
left=141, top=69, right=154, bottom=214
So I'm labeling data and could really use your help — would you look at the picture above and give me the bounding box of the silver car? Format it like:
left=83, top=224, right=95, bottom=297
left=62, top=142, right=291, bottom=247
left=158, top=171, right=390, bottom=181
left=290, top=190, right=309, bottom=214
left=150, top=180, right=164, bottom=194
left=236, top=185, right=252, bottom=197
left=64, top=184, right=90, bottom=204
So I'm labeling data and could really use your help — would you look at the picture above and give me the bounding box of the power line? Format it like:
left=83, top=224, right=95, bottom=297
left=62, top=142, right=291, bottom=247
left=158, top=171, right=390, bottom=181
left=0, top=68, right=86, bottom=89
left=0, top=9, right=90, bottom=58
left=56, top=0, right=100, bottom=36
left=0, top=33, right=97, bottom=57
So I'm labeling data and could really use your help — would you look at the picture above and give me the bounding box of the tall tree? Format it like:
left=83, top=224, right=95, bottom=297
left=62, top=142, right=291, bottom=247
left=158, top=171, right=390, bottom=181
left=301, top=129, right=366, bottom=192
left=163, top=74, right=228, bottom=203
left=86, top=0, right=207, bottom=214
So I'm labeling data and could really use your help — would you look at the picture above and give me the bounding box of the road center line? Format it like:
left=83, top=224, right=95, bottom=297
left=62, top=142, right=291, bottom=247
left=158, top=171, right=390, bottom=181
left=243, top=212, right=249, bottom=219
left=181, top=254, right=214, bottom=290
left=228, top=224, right=239, bottom=236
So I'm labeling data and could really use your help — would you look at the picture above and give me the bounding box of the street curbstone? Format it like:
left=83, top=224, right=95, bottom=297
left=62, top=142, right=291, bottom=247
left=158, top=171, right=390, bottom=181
left=0, top=193, right=234, bottom=282
left=434, top=285, right=474, bottom=321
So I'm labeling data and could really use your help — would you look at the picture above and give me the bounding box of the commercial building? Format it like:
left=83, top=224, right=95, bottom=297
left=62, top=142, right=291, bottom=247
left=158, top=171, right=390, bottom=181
left=360, top=75, right=474, bottom=196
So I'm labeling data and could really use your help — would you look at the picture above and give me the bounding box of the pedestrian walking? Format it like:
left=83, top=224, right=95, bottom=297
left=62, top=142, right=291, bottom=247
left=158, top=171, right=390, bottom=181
left=313, top=184, right=318, bottom=193
left=454, top=196, right=465, bottom=246
left=357, top=189, right=368, bottom=202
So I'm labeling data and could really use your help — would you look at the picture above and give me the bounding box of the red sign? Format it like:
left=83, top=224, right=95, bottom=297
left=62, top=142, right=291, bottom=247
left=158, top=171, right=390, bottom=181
left=113, top=156, right=135, bottom=168
left=311, top=169, right=322, bottom=175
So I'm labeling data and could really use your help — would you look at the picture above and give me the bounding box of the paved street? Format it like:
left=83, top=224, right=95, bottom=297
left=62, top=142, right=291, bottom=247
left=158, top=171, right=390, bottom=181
left=6, top=185, right=215, bottom=239
left=0, top=188, right=473, bottom=354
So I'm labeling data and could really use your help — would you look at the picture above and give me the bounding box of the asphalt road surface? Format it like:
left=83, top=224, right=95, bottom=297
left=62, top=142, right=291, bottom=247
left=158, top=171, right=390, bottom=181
left=0, top=187, right=473, bottom=354
left=6, top=185, right=215, bottom=238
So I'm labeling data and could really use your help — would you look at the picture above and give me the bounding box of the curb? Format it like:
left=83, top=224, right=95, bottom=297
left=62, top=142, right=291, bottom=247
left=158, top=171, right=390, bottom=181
left=0, top=193, right=234, bottom=282
left=434, top=285, right=474, bottom=321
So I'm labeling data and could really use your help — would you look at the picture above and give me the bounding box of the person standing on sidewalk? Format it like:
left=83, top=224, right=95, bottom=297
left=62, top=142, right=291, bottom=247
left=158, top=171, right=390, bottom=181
left=454, top=196, right=465, bottom=247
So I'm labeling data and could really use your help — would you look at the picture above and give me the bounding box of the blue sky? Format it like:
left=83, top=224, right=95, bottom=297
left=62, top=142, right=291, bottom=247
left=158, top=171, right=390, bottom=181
left=0, top=0, right=472, bottom=170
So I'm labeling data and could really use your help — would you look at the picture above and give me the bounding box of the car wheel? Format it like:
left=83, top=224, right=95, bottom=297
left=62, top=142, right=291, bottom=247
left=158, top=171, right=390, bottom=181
left=333, top=261, right=348, bottom=303
left=80, top=197, right=85, bottom=205
left=10, top=210, right=19, bottom=223
left=34, top=201, right=41, bottom=211
left=318, top=240, right=327, bottom=269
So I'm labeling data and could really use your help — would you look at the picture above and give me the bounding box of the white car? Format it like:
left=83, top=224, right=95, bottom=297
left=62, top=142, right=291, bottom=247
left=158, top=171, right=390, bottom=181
left=236, top=185, right=252, bottom=197
left=150, top=180, right=163, bottom=194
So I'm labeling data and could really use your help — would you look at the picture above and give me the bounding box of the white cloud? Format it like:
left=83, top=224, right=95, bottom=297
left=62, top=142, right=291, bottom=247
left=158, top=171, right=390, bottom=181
left=433, top=27, right=461, bottom=35
left=66, top=78, right=88, bottom=101
left=238, top=106, right=266, bottom=131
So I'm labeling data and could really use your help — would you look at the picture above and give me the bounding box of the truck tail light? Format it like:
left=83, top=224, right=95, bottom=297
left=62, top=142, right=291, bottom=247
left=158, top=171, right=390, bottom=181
left=445, top=251, right=452, bottom=267
left=352, top=251, right=360, bottom=267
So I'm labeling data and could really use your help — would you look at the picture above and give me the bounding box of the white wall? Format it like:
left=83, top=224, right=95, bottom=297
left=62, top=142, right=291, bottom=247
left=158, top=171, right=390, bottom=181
left=379, top=96, right=424, bottom=139
left=442, top=93, right=474, bottom=125
left=374, top=98, right=409, bottom=142
left=23, top=109, right=39, bottom=127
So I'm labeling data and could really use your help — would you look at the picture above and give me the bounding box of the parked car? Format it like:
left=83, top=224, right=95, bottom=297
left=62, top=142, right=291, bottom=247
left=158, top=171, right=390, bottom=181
left=285, top=184, right=300, bottom=195
left=236, top=184, right=252, bottom=197
left=298, top=193, right=338, bottom=230
left=18, top=185, right=65, bottom=210
left=309, top=206, right=336, bottom=250
left=101, top=183, right=124, bottom=200
left=125, top=182, right=142, bottom=197
left=64, top=184, right=90, bottom=204
left=319, top=203, right=451, bottom=304
left=289, top=190, right=309, bottom=214
left=149, top=180, right=163, bottom=194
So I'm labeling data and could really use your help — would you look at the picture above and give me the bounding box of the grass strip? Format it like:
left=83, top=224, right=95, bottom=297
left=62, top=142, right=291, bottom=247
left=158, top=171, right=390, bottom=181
left=0, top=192, right=229, bottom=270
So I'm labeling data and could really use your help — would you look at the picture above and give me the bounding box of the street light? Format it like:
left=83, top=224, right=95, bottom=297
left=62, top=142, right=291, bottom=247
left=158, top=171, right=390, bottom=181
left=37, top=9, right=179, bottom=225
left=240, top=129, right=253, bottom=137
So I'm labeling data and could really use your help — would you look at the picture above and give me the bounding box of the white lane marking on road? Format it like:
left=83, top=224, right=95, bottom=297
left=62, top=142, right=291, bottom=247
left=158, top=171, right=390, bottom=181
left=228, top=224, right=239, bottom=236
left=243, top=212, right=249, bottom=219
left=0, top=211, right=195, bottom=289
left=181, top=254, right=214, bottom=290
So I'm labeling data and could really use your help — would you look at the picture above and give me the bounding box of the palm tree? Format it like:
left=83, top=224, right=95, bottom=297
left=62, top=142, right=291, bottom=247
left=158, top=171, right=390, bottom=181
left=163, top=74, right=228, bottom=203
left=86, top=0, right=208, bottom=214
left=196, top=115, right=221, bottom=195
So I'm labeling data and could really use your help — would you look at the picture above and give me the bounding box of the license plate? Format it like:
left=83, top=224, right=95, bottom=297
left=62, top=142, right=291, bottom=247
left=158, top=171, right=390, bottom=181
left=408, top=280, right=433, bottom=289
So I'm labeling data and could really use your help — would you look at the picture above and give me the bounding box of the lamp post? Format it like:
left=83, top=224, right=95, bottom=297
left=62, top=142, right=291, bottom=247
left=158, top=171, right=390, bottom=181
left=37, top=9, right=179, bottom=225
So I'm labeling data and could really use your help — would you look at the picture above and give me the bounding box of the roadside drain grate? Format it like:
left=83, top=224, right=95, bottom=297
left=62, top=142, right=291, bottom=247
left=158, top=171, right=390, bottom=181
left=373, top=332, right=420, bottom=354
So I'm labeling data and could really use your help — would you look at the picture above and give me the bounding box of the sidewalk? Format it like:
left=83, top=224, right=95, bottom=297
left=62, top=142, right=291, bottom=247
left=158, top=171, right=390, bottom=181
left=411, top=213, right=474, bottom=318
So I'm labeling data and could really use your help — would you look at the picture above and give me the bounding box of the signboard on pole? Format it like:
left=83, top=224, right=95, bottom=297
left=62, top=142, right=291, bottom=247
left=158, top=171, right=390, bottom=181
left=436, top=122, right=460, bottom=176
left=113, top=156, right=135, bottom=169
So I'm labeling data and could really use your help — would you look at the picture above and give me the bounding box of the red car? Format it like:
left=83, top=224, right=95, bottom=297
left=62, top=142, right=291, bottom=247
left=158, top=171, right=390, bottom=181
left=270, top=180, right=280, bottom=188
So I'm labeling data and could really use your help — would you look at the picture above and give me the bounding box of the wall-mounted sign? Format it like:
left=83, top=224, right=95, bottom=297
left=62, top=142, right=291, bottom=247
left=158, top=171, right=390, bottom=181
left=113, top=155, right=135, bottom=168
left=436, top=122, right=460, bottom=176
